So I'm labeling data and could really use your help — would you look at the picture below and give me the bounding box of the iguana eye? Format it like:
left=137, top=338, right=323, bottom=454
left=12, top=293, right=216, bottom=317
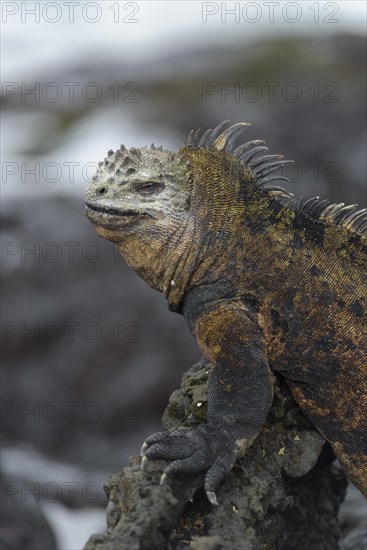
left=133, top=181, right=165, bottom=196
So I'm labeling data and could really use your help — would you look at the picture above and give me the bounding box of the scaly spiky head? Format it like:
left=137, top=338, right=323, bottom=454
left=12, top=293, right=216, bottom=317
left=85, top=144, right=192, bottom=239
left=85, top=142, right=196, bottom=294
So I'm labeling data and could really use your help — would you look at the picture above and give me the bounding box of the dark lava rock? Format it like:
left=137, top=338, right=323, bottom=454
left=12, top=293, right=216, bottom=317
left=84, top=361, right=347, bottom=550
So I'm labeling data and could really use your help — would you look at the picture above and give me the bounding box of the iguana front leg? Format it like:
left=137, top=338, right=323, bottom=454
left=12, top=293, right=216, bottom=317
left=141, top=301, right=273, bottom=504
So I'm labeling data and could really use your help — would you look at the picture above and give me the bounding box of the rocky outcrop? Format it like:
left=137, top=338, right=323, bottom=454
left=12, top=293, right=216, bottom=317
left=84, top=361, right=347, bottom=550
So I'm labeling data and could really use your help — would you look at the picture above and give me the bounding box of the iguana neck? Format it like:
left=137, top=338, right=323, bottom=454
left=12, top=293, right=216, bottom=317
left=166, top=147, right=272, bottom=310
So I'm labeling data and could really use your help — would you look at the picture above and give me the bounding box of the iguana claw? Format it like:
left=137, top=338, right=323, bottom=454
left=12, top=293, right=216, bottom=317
left=140, top=455, right=149, bottom=471
left=160, top=472, right=168, bottom=485
left=206, top=491, right=218, bottom=506
left=140, top=441, right=149, bottom=456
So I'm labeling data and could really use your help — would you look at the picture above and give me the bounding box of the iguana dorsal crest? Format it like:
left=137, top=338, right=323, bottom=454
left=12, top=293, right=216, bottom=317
left=184, top=120, right=367, bottom=238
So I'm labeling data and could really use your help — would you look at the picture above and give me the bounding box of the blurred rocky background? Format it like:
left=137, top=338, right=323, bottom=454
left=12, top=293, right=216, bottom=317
left=1, top=2, right=366, bottom=548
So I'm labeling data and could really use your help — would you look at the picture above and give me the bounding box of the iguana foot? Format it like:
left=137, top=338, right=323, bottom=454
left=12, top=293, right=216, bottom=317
left=140, top=425, right=237, bottom=504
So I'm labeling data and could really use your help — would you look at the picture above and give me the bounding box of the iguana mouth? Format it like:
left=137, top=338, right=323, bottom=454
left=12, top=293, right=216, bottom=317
left=85, top=201, right=150, bottom=227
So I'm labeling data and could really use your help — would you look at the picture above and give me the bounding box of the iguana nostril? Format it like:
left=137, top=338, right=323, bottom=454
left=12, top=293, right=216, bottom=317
left=98, top=186, right=107, bottom=195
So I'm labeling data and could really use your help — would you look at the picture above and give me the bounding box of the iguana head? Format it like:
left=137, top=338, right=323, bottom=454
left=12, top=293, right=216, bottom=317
left=85, top=121, right=292, bottom=304
left=85, top=143, right=196, bottom=295
left=85, top=145, right=192, bottom=239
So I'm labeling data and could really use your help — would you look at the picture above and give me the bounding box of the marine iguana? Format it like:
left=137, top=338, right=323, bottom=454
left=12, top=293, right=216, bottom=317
left=85, top=121, right=367, bottom=504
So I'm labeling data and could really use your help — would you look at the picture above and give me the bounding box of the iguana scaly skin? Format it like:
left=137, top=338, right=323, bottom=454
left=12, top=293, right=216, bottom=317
left=85, top=121, right=367, bottom=504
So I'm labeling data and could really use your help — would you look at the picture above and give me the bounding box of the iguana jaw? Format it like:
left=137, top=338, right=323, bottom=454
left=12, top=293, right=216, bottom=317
left=85, top=200, right=153, bottom=229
